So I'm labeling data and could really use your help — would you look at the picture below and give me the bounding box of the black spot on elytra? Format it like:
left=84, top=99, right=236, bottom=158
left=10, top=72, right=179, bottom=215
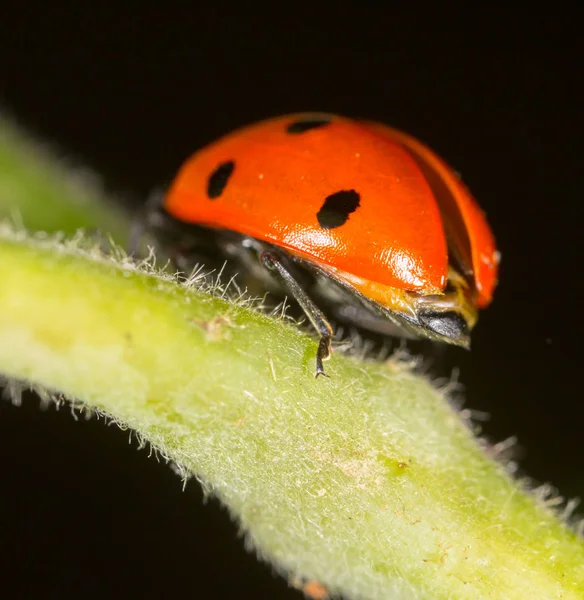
left=286, top=115, right=332, bottom=134
left=317, top=190, right=361, bottom=229
left=207, top=160, right=235, bottom=199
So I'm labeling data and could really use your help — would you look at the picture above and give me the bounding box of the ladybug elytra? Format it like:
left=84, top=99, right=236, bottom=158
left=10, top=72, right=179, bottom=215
left=138, top=113, right=499, bottom=377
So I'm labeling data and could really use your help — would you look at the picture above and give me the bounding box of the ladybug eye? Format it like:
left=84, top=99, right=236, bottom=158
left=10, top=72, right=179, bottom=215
left=286, top=116, right=332, bottom=134
left=317, top=190, right=361, bottom=229
left=207, top=160, right=235, bottom=199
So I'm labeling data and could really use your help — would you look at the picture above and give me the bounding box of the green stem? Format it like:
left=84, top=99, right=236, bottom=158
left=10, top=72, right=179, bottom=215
left=0, top=113, right=128, bottom=242
left=1, top=117, right=583, bottom=600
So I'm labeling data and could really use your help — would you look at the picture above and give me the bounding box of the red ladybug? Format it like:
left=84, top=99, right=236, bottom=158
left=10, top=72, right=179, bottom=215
left=145, top=113, right=499, bottom=377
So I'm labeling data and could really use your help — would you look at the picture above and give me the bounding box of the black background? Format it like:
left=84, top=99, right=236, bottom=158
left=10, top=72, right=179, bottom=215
left=1, top=5, right=583, bottom=598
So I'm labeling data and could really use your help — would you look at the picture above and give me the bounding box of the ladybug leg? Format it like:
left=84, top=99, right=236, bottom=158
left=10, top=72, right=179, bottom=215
left=260, top=251, right=333, bottom=378
left=83, top=228, right=115, bottom=254
left=128, top=190, right=167, bottom=257
left=128, top=192, right=197, bottom=275
left=166, top=242, right=201, bottom=276
left=128, top=215, right=145, bottom=258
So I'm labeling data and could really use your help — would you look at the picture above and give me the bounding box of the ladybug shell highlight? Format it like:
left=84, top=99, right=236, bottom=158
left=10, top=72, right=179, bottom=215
left=162, top=113, right=499, bottom=356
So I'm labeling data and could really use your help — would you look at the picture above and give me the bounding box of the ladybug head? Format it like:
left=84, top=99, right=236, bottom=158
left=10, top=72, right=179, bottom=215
left=416, top=307, right=471, bottom=349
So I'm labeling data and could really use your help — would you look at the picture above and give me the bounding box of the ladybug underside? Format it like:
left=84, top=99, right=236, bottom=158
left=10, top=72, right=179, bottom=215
left=148, top=207, right=478, bottom=358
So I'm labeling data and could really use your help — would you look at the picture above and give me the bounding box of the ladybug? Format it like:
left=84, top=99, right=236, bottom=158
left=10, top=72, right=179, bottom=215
left=140, top=113, right=499, bottom=377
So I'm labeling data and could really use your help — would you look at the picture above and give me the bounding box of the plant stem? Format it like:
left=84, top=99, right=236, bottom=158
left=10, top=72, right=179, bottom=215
left=0, top=229, right=583, bottom=599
